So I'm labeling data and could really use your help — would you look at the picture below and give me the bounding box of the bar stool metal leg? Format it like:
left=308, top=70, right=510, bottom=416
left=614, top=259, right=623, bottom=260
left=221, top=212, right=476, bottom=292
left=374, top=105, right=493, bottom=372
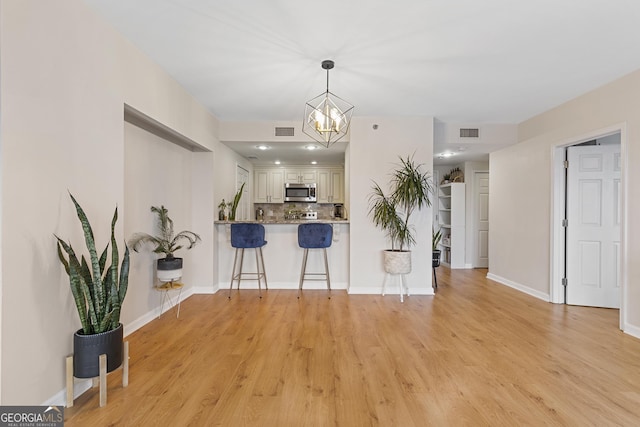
left=323, top=248, right=331, bottom=298
left=298, top=249, right=309, bottom=298
left=259, top=247, right=268, bottom=289
left=229, top=248, right=240, bottom=299
left=229, top=248, right=246, bottom=298
left=254, top=246, right=262, bottom=298
left=237, top=248, right=245, bottom=287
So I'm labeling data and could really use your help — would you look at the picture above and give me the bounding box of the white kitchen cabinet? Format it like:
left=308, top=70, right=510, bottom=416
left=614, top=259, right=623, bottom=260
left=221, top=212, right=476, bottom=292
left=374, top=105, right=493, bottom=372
left=285, top=168, right=317, bottom=184
left=438, top=183, right=465, bottom=268
left=254, top=168, right=285, bottom=203
left=317, top=168, right=344, bottom=203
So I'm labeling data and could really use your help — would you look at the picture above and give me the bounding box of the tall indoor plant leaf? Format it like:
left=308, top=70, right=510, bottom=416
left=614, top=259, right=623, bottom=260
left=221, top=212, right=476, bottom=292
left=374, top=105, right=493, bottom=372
left=228, top=182, right=245, bottom=221
left=368, top=154, right=433, bottom=251
left=55, top=193, right=130, bottom=335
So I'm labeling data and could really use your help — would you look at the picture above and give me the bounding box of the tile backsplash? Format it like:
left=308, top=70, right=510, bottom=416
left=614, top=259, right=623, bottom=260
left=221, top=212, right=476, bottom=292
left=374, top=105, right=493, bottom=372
left=254, top=203, right=342, bottom=221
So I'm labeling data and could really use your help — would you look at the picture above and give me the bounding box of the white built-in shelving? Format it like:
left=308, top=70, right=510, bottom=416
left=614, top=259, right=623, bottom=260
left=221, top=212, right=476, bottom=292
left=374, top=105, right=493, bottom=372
left=438, top=183, right=465, bottom=268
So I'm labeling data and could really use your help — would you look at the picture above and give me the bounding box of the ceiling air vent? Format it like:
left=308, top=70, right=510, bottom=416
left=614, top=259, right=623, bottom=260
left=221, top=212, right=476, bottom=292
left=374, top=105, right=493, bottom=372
left=275, top=127, right=295, bottom=137
left=460, top=128, right=479, bottom=138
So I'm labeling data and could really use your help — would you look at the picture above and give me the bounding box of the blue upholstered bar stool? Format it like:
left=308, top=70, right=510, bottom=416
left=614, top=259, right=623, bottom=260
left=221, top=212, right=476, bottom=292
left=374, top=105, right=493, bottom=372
left=297, top=223, right=333, bottom=298
left=229, top=223, right=268, bottom=298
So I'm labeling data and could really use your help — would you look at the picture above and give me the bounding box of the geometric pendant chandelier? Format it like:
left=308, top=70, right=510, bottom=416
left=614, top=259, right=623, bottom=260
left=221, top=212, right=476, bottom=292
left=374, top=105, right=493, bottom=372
left=302, top=60, right=354, bottom=148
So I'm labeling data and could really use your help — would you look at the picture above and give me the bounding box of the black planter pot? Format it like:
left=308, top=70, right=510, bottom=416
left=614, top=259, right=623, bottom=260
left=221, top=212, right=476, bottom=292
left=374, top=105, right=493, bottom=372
left=157, top=256, right=183, bottom=282
left=73, top=323, right=123, bottom=378
left=432, top=250, right=441, bottom=268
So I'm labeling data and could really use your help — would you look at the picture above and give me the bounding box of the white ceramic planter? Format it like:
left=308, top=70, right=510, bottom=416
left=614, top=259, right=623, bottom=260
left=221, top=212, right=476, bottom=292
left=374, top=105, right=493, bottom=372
left=383, top=250, right=412, bottom=274
left=157, top=257, right=183, bottom=282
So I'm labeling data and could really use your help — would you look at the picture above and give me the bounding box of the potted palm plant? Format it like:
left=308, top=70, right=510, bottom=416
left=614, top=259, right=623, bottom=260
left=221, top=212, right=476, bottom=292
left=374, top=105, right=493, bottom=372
left=368, top=154, right=433, bottom=275
left=55, top=193, right=130, bottom=378
left=128, top=206, right=200, bottom=283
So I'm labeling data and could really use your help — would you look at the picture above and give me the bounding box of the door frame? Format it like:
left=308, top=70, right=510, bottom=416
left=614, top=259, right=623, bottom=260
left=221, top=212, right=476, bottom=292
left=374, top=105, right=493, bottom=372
left=550, top=123, right=627, bottom=330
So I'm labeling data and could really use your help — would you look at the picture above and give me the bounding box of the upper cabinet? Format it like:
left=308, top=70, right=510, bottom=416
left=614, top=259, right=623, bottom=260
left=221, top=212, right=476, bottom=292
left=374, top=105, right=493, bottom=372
left=253, top=166, right=344, bottom=204
left=316, top=168, right=344, bottom=203
left=254, top=168, right=285, bottom=203
left=285, top=168, right=317, bottom=184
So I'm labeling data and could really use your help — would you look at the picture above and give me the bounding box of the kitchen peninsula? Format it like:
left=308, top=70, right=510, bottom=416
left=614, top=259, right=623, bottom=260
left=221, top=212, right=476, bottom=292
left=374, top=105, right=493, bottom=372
left=215, top=219, right=350, bottom=291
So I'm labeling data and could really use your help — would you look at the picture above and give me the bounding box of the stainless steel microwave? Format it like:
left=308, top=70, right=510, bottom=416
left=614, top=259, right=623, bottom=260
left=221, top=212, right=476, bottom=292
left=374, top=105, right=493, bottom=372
left=284, top=183, right=317, bottom=202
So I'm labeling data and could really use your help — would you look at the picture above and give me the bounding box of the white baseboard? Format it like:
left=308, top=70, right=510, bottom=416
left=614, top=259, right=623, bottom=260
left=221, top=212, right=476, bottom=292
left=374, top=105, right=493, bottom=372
left=124, top=286, right=196, bottom=336
left=225, top=281, right=349, bottom=290
left=42, top=379, right=92, bottom=406
left=623, top=323, right=640, bottom=340
left=192, top=284, right=219, bottom=294
left=347, top=286, right=435, bottom=296
left=486, top=272, right=550, bottom=302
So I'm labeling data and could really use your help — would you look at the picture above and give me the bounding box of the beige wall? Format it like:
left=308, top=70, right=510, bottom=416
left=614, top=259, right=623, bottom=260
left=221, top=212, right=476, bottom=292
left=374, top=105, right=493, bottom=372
left=348, top=116, right=435, bottom=294
left=0, top=0, right=220, bottom=404
left=123, top=123, right=214, bottom=321
left=212, top=143, right=254, bottom=288
left=489, top=69, right=640, bottom=333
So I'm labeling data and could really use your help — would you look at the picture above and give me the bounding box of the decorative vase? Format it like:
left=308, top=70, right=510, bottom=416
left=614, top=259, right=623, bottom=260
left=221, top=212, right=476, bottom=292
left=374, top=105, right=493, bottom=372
left=383, top=250, right=412, bottom=274
left=218, top=209, right=225, bottom=221
left=157, top=256, right=183, bottom=282
left=73, top=323, right=123, bottom=378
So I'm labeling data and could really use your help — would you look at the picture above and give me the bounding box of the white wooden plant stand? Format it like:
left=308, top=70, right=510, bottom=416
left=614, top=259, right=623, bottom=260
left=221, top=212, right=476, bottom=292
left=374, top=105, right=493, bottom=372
left=65, top=341, right=129, bottom=408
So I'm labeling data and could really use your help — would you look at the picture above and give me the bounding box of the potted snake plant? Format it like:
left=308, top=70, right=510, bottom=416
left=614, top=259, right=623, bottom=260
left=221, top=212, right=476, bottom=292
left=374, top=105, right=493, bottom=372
left=128, top=206, right=200, bottom=283
left=55, top=193, right=130, bottom=378
left=368, top=154, right=433, bottom=275
left=227, top=182, right=245, bottom=221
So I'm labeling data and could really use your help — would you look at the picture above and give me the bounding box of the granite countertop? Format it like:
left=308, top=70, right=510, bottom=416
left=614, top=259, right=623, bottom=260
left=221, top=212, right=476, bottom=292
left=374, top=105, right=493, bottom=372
left=215, top=218, right=349, bottom=225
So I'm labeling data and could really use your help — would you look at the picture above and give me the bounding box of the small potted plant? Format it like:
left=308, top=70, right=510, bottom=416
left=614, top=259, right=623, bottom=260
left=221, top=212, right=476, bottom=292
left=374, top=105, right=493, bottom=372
left=227, top=183, right=245, bottom=221
left=368, top=154, right=433, bottom=276
left=55, top=193, right=129, bottom=378
left=218, top=199, right=227, bottom=221
left=128, top=206, right=201, bottom=283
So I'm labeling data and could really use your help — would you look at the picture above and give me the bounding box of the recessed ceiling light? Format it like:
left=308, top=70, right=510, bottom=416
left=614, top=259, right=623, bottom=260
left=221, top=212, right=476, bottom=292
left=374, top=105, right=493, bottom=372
left=440, top=152, right=455, bottom=158
left=310, top=161, right=317, bottom=165
left=274, top=160, right=281, bottom=165
left=305, top=145, right=318, bottom=151
left=256, top=145, right=270, bottom=150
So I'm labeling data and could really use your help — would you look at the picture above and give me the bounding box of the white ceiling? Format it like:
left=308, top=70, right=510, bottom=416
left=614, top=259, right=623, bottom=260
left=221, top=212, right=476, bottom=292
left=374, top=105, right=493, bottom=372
left=84, top=0, right=640, bottom=165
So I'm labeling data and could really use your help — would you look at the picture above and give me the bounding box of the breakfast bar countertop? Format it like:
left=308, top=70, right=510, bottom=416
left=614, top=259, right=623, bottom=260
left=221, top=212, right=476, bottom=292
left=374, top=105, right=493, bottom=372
left=215, top=218, right=350, bottom=290
left=215, top=219, right=349, bottom=225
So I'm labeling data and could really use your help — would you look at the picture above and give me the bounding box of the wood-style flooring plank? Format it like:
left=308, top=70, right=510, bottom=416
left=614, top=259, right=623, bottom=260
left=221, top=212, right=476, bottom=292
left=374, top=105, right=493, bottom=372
left=64, top=268, right=640, bottom=426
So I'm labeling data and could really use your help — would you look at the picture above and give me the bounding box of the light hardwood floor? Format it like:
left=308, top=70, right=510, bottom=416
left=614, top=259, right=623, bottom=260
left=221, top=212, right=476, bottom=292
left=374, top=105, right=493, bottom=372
left=65, top=267, right=640, bottom=426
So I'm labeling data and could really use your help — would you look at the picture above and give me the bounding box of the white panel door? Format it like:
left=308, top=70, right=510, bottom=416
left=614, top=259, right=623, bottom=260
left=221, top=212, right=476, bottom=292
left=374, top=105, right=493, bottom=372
left=566, top=144, right=620, bottom=308
left=474, top=172, right=489, bottom=268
